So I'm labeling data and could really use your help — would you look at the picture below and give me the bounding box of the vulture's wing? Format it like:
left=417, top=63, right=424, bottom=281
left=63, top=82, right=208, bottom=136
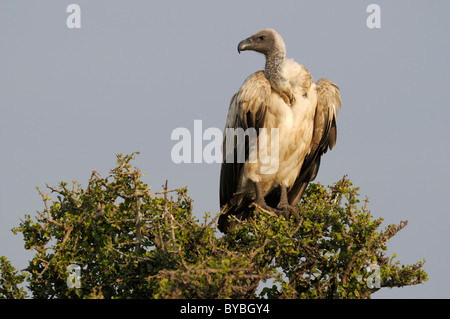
left=287, top=78, right=342, bottom=205
left=219, top=71, right=271, bottom=210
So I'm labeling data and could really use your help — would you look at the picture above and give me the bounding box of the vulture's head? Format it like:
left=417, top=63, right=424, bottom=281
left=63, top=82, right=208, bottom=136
left=237, top=28, right=286, bottom=57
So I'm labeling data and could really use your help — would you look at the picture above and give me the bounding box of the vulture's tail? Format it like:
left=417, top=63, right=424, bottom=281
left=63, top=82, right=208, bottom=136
left=217, top=199, right=253, bottom=233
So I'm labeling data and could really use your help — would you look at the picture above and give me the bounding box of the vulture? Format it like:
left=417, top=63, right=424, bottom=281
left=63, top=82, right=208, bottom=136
left=218, top=28, right=342, bottom=233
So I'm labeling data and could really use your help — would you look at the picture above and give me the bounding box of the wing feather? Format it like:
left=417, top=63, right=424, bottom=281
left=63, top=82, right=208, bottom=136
left=219, top=71, right=271, bottom=231
left=287, top=78, right=342, bottom=205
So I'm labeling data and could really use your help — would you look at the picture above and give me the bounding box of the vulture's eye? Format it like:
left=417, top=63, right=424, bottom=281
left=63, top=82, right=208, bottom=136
left=259, top=36, right=265, bottom=41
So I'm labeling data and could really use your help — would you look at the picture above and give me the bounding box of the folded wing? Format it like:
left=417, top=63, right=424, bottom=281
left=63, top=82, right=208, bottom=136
left=287, top=78, right=342, bottom=205
left=219, top=71, right=271, bottom=231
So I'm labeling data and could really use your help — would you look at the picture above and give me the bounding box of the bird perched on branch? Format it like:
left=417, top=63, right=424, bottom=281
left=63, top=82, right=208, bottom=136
left=218, top=28, right=342, bottom=233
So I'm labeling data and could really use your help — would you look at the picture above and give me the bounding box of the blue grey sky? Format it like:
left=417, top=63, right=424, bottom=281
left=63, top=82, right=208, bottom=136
left=1, top=1, right=449, bottom=298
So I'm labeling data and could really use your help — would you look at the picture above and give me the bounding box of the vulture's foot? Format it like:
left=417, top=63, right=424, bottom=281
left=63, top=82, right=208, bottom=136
left=253, top=181, right=280, bottom=216
left=253, top=201, right=278, bottom=215
left=276, top=203, right=298, bottom=220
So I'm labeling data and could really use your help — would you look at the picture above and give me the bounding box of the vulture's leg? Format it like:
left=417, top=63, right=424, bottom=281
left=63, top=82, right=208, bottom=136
left=277, top=185, right=296, bottom=218
left=254, top=181, right=276, bottom=213
left=277, top=185, right=289, bottom=209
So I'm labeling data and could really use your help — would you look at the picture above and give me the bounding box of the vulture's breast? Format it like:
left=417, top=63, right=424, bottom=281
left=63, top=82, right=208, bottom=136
left=262, top=60, right=318, bottom=189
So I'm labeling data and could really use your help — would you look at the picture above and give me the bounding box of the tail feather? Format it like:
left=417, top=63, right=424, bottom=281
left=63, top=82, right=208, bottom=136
left=218, top=199, right=253, bottom=233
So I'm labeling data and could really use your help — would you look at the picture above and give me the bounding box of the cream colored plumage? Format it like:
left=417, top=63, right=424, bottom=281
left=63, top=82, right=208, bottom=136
left=219, top=29, right=341, bottom=232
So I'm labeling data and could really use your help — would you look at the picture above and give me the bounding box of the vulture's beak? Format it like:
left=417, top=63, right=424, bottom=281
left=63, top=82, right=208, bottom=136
left=237, top=37, right=252, bottom=53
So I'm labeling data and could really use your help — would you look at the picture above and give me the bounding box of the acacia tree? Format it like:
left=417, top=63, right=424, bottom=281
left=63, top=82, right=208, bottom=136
left=0, top=153, right=427, bottom=299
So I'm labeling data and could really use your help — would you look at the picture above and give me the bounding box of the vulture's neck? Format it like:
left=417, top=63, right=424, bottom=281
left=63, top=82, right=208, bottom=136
left=264, top=50, right=286, bottom=89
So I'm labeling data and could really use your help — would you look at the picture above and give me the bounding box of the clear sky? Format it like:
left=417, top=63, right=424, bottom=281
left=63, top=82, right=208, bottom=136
left=1, top=1, right=449, bottom=298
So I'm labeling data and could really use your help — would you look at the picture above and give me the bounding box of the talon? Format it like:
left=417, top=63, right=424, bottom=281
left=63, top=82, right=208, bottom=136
left=276, top=203, right=298, bottom=220
left=276, top=203, right=291, bottom=211
left=252, top=202, right=280, bottom=218
left=258, top=202, right=276, bottom=213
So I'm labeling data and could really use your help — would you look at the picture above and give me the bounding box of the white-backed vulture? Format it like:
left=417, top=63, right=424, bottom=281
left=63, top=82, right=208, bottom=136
left=218, top=28, right=342, bottom=233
